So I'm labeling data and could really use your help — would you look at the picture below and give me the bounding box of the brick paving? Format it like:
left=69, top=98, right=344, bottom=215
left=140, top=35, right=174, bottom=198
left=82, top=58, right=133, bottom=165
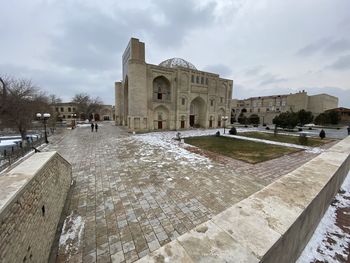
left=46, top=123, right=332, bottom=263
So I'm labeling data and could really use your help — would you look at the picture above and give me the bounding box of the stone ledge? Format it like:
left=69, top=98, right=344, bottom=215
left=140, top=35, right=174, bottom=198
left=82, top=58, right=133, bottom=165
left=0, top=151, right=70, bottom=214
left=136, top=136, right=350, bottom=262
left=0, top=151, right=72, bottom=263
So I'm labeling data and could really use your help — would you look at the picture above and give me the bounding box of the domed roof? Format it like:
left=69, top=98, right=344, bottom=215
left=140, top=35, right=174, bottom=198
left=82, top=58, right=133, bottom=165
left=159, top=57, right=197, bottom=70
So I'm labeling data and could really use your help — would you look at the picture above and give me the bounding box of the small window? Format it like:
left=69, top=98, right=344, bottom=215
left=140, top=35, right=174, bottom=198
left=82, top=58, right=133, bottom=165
left=68, top=107, right=71, bottom=112
left=196, top=76, right=199, bottom=83
left=67, top=115, right=71, bottom=118
left=158, top=93, right=162, bottom=100
left=191, top=75, right=194, bottom=83
left=266, top=108, right=270, bottom=112
left=55, top=107, right=59, bottom=112
left=181, top=98, right=185, bottom=105
left=60, top=107, right=64, bottom=112
left=210, top=100, right=214, bottom=106
left=62, top=115, right=65, bottom=118
left=201, top=77, right=204, bottom=84
left=73, top=107, right=76, bottom=111
left=220, top=97, right=223, bottom=103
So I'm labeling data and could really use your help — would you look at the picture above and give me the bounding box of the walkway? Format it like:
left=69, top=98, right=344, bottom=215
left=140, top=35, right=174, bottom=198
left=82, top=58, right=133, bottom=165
left=46, top=123, right=328, bottom=262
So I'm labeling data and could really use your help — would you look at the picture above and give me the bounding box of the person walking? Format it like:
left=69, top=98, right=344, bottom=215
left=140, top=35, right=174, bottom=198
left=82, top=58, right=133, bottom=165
left=95, top=123, right=98, bottom=132
left=91, top=123, right=94, bottom=132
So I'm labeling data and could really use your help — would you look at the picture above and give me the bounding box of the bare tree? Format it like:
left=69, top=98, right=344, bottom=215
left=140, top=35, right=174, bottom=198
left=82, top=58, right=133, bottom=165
left=48, top=94, right=62, bottom=128
left=0, top=76, right=50, bottom=141
left=49, top=94, right=62, bottom=105
left=72, top=93, right=103, bottom=120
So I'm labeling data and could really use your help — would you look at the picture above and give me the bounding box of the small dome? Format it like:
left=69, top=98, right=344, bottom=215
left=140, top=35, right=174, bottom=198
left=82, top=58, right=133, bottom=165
left=159, top=57, right=197, bottom=70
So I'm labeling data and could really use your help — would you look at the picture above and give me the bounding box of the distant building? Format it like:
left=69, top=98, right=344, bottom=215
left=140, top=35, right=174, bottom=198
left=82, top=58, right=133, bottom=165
left=325, top=107, right=350, bottom=124
left=231, top=91, right=338, bottom=124
left=52, top=103, right=114, bottom=121
left=115, top=38, right=233, bottom=131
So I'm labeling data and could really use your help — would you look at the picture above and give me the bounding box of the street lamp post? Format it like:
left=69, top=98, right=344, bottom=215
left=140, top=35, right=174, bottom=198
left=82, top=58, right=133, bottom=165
left=222, top=116, right=228, bottom=134
left=36, top=113, right=51, bottom=144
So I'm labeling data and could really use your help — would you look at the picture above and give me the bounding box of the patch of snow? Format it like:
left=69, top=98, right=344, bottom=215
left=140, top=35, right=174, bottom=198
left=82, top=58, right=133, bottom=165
left=0, top=139, right=21, bottom=147
left=59, top=212, right=85, bottom=255
left=297, top=171, right=350, bottom=263
left=184, top=176, right=190, bottom=180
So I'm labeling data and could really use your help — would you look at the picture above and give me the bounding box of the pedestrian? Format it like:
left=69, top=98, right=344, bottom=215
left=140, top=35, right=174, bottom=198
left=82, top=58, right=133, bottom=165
left=347, top=125, right=350, bottom=135
left=91, top=123, right=94, bottom=132
left=95, top=123, right=98, bottom=132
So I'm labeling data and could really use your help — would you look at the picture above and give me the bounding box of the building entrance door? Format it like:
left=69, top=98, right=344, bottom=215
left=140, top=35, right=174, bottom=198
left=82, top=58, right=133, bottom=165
left=181, top=120, right=185, bottom=128
left=189, top=115, right=195, bottom=127
left=158, top=121, right=162, bottom=129
left=209, top=120, right=212, bottom=128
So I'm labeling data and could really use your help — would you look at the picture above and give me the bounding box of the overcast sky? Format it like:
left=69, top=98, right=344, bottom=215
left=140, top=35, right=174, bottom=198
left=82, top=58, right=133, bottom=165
left=1, top=0, right=350, bottom=107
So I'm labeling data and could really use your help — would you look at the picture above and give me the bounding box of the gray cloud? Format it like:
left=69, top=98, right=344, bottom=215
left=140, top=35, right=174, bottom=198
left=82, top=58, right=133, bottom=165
left=203, top=64, right=232, bottom=77
left=0, top=63, right=116, bottom=104
left=259, top=73, right=287, bottom=86
left=244, top=65, right=264, bottom=76
left=327, top=54, right=350, bottom=70
left=296, top=38, right=331, bottom=56
left=49, top=0, right=216, bottom=71
left=323, top=38, right=350, bottom=54
left=297, top=38, right=350, bottom=57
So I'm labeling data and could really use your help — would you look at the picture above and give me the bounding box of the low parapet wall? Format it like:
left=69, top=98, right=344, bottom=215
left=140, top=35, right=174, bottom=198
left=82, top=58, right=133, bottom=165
left=0, top=152, right=71, bottom=263
left=136, top=136, right=350, bottom=262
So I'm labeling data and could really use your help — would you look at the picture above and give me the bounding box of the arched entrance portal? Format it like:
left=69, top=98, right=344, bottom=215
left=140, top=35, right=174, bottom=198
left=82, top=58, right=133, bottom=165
left=154, top=105, right=169, bottom=130
left=218, top=108, right=225, bottom=127
left=124, top=76, right=129, bottom=125
left=189, top=97, right=207, bottom=127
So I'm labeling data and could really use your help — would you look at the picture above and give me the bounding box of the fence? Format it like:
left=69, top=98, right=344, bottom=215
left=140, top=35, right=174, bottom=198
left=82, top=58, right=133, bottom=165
left=0, top=137, right=45, bottom=172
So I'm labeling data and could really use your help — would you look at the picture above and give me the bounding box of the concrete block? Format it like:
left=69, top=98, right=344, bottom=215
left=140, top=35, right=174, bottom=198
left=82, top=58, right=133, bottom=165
left=136, top=240, right=193, bottom=263
left=177, top=220, right=259, bottom=262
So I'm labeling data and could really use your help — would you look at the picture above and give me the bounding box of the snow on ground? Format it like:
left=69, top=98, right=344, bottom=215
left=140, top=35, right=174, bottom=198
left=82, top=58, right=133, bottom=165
left=77, top=123, right=104, bottom=128
left=0, top=139, right=20, bottom=147
left=297, top=171, right=350, bottom=263
left=59, top=212, right=85, bottom=256
left=134, top=129, right=215, bottom=165
left=134, top=128, right=324, bottom=157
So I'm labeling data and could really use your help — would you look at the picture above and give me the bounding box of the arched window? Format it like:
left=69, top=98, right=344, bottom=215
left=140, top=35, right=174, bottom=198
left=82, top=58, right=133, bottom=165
left=153, top=76, right=171, bottom=101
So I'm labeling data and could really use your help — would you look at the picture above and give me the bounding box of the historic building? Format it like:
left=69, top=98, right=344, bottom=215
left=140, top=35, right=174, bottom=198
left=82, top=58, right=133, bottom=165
left=52, top=103, right=114, bottom=122
left=325, top=107, right=350, bottom=124
left=231, top=91, right=338, bottom=124
left=115, top=38, right=233, bottom=132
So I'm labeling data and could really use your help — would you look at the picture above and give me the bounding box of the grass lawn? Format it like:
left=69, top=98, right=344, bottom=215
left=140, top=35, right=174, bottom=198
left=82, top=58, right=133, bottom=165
left=238, top=132, right=330, bottom=147
left=184, top=136, right=300, bottom=164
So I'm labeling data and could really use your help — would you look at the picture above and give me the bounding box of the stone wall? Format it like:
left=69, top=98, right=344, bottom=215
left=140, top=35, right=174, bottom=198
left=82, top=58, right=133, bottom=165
left=135, top=136, right=350, bottom=262
left=0, top=151, right=71, bottom=263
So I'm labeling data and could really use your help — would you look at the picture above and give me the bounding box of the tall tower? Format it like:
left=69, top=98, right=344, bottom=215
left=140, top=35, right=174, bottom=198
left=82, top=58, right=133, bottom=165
left=120, top=38, right=148, bottom=131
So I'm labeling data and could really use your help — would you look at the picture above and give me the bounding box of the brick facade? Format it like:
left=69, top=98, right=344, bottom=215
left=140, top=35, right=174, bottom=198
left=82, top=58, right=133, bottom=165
left=0, top=152, right=71, bottom=263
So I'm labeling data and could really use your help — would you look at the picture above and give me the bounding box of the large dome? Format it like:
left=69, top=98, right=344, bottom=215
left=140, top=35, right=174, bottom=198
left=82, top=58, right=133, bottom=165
left=159, top=57, right=197, bottom=70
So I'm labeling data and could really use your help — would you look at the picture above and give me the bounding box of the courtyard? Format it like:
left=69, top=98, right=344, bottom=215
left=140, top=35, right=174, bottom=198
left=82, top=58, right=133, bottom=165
left=43, top=122, right=337, bottom=263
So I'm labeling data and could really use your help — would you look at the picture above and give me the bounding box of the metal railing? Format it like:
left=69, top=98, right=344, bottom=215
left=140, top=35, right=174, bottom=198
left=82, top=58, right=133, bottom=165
left=0, top=137, right=45, bottom=172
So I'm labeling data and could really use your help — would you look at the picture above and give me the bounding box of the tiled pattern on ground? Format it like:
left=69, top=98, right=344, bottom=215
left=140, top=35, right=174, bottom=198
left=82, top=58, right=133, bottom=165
left=45, top=123, right=328, bottom=263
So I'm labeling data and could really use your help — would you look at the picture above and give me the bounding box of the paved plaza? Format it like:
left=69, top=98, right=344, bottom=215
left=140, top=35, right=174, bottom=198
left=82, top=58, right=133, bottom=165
left=46, top=123, right=334, bottom=263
